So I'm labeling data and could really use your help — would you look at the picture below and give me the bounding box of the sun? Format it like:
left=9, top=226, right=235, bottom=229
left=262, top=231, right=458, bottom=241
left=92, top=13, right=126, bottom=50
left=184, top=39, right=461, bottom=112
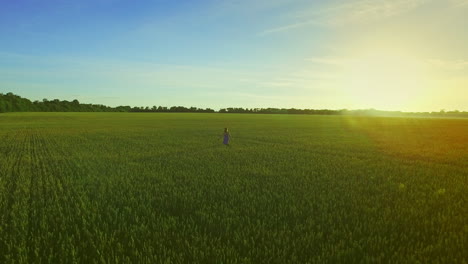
left=343, top=50, right=428, bottom=110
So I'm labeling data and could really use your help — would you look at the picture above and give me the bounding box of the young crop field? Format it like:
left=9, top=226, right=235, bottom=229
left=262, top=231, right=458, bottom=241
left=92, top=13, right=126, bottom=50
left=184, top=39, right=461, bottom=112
left=0, top=113, right=466, bottom=263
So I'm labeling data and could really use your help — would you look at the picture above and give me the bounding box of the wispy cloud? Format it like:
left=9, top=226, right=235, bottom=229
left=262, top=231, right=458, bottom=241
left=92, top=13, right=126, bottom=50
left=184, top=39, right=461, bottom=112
left=427, top=59, right=468, bottom=70
left=258, top=81, right=295, bottom=87
left=258, top=19, right=320, bottom=36
left=333, top=0, right=429, bottom=23
left=450, top=0, right=468, bottom=7
left=1, top=52, right=309, bottom=103
left=305, top=57, right=348, bottom=66
left=260, top=0, right=429, bottom=35
left=0, top=53, right=234, bottom=92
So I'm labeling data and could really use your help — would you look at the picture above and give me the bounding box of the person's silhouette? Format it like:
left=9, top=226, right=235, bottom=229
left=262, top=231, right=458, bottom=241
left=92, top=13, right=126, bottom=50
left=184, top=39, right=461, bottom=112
left=222, top=128, right=231, bottom=146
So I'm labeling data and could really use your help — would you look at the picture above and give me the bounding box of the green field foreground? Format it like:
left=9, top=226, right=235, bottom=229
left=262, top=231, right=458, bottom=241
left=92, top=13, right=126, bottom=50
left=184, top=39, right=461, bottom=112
left=0, top=113, right=466, bottom=263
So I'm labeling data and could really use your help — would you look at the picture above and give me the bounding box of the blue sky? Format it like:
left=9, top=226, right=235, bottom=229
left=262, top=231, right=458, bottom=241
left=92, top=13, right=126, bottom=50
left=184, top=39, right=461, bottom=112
left=1, top=0, right=467, bottom=111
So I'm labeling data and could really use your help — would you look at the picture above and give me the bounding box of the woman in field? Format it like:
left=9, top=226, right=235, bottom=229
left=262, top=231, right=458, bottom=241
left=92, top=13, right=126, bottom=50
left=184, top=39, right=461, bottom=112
left=222, top=128, right=231, bottom=146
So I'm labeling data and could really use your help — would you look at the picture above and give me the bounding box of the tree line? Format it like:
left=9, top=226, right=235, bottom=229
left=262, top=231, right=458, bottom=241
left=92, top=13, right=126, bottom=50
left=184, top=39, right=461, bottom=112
left=1, top=92, right=467, bottom=118
left=0, top=93, right=215, bottom=113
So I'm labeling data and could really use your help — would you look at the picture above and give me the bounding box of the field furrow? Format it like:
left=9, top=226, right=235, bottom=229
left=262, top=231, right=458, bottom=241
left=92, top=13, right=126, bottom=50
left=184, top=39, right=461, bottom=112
left=0, top=129, right=33, bottom=263
left=0, top=132, right=16, bottom=220
left=26, top=131, right=40, bottom=262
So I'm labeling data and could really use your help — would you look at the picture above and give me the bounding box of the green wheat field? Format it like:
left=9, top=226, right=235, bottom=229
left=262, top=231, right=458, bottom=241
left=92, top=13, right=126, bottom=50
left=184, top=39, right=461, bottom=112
left=0, top=113, right=467, bottom=263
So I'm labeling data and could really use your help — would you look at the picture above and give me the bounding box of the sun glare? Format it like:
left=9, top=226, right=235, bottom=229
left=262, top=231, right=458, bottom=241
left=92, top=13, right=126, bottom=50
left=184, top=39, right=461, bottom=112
left=344, top=51, right=428, bottom=110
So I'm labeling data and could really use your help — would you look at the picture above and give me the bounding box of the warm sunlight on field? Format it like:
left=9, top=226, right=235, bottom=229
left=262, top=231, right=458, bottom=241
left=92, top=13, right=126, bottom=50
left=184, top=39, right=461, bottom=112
left=344, top=50, right=428, bottom=110
left=343, top=116, right=468, bottom=164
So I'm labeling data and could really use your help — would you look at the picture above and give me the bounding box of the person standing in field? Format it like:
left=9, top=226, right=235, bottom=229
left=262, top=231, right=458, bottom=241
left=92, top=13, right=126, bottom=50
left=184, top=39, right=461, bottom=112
left=222, top=128, right=231, bottom=146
